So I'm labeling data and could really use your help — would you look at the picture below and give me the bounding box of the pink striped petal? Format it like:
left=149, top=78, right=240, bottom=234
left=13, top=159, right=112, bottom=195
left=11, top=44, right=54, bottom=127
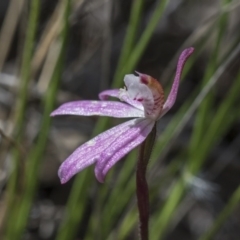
left=160, top=47, right=194, bottom=117
left=51, top=100, right=145, bottom=118
left=94, top=118, right=154, bottom=183
left=98, top=89, right=120, bottom=100
left=58, top=118, right=146, bottom=183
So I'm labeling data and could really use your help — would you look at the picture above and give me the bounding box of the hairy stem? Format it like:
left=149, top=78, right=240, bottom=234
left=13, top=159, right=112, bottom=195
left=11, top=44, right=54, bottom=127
left=136, top=124, right=156, bottom=240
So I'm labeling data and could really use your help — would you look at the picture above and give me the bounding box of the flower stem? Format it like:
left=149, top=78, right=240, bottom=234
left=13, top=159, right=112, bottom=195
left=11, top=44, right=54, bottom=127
left=136, top=123, right=156, bottom=240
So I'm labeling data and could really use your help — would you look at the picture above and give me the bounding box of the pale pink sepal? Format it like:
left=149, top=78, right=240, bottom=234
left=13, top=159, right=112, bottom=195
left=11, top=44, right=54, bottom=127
left=50, top=100, right=145, bottom=118
left=58, top=118, right=150, bottom=183
left=99, top=89, right=120, bottom=100
left=161, top=47, right=194, bottom=117
left=95, top=118, right=154, bottom=183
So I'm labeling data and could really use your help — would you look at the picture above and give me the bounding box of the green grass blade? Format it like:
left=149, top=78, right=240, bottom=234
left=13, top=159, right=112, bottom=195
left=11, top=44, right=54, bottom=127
left=4, top=0, right=41, bottom=237
left=189, top=0, right=232, bottom=164
left=113, top=0, right=145, bottom=86
left=5, top=0, right=71, bottom=238
left=116, top=0, right=170, bottom=83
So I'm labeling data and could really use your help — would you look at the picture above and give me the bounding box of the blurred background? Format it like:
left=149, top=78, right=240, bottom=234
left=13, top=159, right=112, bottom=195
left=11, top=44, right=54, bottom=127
left=0, top=0, right=240, bottom=239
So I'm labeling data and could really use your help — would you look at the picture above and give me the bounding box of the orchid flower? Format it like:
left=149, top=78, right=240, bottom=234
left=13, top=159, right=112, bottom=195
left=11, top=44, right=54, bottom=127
left=51, top=47, right=194, bottom=184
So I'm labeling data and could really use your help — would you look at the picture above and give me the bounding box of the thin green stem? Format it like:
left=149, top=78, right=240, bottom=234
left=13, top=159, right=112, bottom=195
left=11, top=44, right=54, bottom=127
left=15, top=0, right=40, bottom=137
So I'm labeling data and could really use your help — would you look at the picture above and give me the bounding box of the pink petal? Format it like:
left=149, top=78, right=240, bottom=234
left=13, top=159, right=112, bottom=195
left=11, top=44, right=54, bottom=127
left=98, top=89, right=120, bottom=100
left=160, top=47, right=194, bottom=117
left=58, top=118, right=146, bottom=183
left=51, top=100, right=145, bottom=118
left=94, top=118, right=155, bottom=183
